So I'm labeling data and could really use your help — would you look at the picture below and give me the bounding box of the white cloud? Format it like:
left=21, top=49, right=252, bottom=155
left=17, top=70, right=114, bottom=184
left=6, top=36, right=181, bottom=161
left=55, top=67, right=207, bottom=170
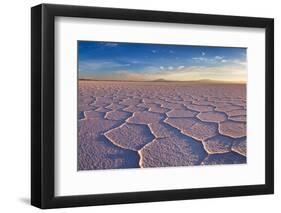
left=192, top=57, right=205, bottom=61
left=177, top=66, right=185, bottom=70
left=192, top=57, right=214, bottom=62
left=169, top=50, right=174, bottom=54
left=214, top=56, right=224, bottom=60
left=104, top=43, right=118, bottom=47
left=168, top=66, right=174, bottom=70
left=131, top=60, right=140, bottom=64
left=152, top=50, right=157, bottom=53
left=160, top=66, right=165, bottom=70
left=233, top=59, right=247, bottom=66
left=201, top=52, right=206, bottom=56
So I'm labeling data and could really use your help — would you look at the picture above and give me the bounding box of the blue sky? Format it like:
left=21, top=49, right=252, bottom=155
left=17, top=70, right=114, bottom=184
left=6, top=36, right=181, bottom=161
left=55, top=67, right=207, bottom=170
left=78, top=41, right=247, bottom=82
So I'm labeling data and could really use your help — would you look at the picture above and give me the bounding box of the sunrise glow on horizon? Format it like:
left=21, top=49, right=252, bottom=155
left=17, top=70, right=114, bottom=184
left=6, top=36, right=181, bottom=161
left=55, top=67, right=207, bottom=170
left=78, top=41, right=247, bottom=83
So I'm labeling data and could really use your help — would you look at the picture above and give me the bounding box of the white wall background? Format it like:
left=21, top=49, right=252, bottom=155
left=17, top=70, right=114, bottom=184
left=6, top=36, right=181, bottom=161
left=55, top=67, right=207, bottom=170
left=0, top=0, right=279, bottom=212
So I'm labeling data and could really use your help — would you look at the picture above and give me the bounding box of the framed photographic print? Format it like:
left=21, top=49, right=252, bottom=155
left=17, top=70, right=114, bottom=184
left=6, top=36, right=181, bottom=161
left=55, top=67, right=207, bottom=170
left=31, top=3, right=274, bottom=209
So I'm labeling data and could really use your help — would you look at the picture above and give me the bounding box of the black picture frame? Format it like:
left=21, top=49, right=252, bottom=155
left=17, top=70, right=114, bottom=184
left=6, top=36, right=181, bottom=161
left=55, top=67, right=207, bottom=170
left=31, top=3, right=274, bottom=209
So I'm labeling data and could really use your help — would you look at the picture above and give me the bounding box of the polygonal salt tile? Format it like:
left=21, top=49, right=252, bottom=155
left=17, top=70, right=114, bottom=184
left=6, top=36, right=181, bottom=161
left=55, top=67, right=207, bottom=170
left=197, top=111, right=227, bottom=123
left=78, top=117, right=122, bottom=139
left=226, top=109, right=246, bottom=117
left=105, top=110, right=131, bottom=121
left=230, top=100, right=246, bottom=107
left=203, top=135, right=233, bottom=154
left=152, top=99, right=167, bottom=106
left=78, top=104, right=97, bottom=112
left=187, top=104, right=214, bottom=112
left=183, top=121, right=218, bottom=141
left=92, top=101, right=112, bottom=108
left=95, top=107, right=112, bottom=113
left=105, top=103, right=126, bottom=111
left=231, top=137, right=247, bottom=156
left=78, top=96, right=94, bottom=105
left=104, top=123, right=154, bottom=150
left=142, top=103, right=161, bottom=109
left=229, top=115, right=246, bottom=122
left=78, top=134, right=140, bottom=170
left=94, top=97, right=114, bottom=106
left=215, top=104, right=243, bottom=112
left=161, top=102, right=186, bottom=109
left=179, top=100, right=193, bottom=106
left=113, top=96, right=127, bottom=101
left=123, top=105, right=148, bottom=113
left=149, top=106, right=170, bottom=113
left=201, top=152, right=246, bottom=165
left=143, top=98, right=157, bottom=104
left=127, top=111, right=165, bottom=124
left=164, top=117, right=197, bottom=132
left=140, top=135, right=207, bottom=168
left=84, top=110, right=105, bottom=119
left=148, top=122, right=179, bottom=138
left=120, top=98, right=141, bottom=106
left=219, top=121, right=246, bottom=138
left=166, top=109, right=198, bottom=118
left=181, top=95, right=194, bottom=101
left=192, top=100, right=215, bottom=106
left=169, top=96, right=183, bottom=101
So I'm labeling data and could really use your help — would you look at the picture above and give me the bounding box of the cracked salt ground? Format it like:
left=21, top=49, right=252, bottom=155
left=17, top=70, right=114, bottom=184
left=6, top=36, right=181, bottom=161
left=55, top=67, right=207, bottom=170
left=139, top=136, right=207, bottom=168
left=104, top=123, right=154, bottom=151
left=105, top=110, right=132, bottom=121
left=197, top=111, right=227, bottom=122
left=126, top=111, right=165, bottom=124
left=202, top=135, right=233, bottom=154
left=167, top=109, right=198, bottom=118
left=78, top=81, right=247, bottom=170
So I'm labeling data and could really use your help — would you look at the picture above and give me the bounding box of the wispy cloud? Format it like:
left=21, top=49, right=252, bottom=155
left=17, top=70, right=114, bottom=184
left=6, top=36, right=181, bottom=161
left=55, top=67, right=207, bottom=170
left=79, top=59, right=129, bottom=72
left=192, top=57, right=206, bottom=61
left=192, top=57, right=214, bottom=63
left=101, top=64, right=246, bottom=82
left=214, top=56, right=224, bottom=60
left=168, top=66, right=174, bottom=70
left=192, top=55, right=246, bottom=68
left=104, top=42, right=119, bottom=47
left=177, top=66, right=185, bottom=70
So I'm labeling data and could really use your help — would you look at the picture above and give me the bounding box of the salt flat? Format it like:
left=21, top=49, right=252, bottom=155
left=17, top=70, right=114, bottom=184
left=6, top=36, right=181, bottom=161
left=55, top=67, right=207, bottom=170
left=78, top=80, right=246, bottom=170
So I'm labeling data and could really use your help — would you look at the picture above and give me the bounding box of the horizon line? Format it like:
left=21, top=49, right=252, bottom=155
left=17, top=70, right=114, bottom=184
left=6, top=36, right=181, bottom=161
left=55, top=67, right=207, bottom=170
left=78, top=78, right=246, bottom=84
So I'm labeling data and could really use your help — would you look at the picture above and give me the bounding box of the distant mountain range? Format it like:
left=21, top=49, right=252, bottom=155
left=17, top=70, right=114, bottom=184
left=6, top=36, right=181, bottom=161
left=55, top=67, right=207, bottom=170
left=152, top=78, right=168, bottom=82
left=151, top=78, right=244, bottom=84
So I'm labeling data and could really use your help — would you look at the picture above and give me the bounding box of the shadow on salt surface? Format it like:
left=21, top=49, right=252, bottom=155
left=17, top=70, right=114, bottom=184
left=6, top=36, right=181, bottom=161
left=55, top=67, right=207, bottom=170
left=201, top=152, right=246, bottom=165
left=78, top=135, right=140, bottom=171
left=141, top=122, right=208, bottom=168
left=78, top=111, right=85, bottom=120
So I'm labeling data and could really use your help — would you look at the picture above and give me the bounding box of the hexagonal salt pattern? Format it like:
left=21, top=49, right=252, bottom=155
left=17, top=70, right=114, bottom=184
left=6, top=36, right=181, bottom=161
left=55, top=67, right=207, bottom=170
left=78, top=81, right=246, bottom=170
